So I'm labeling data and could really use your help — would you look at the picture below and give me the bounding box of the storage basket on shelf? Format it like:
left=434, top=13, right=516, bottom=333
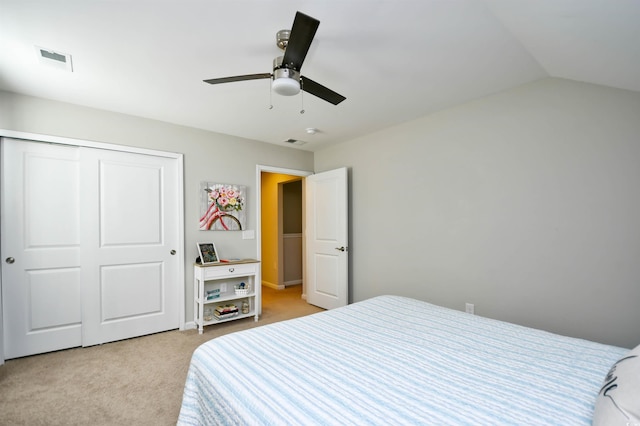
left=234, top=282, right=250, bottom=296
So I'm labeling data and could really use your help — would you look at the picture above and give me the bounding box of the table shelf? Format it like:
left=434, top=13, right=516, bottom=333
left=194, top=260, right=260, bottom=334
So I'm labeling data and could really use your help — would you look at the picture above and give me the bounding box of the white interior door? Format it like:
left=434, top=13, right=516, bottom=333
left=1, top=139, right=83, bottom=359
left=305, top=167, right=348, bottom=309
left=2, top=138, right=181, bottom=359
left=80, top=148, right=180, bottom=346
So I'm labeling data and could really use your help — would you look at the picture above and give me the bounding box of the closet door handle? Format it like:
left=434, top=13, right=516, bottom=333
left=5, top=257, right=15, bottom=264
left=170, top=250, right=176, bottom=255
left=335, top=247, right=346, bottom=252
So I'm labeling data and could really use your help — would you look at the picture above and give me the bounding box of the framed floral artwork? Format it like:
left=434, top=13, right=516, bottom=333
left=199, top=182, right=246, bottom=231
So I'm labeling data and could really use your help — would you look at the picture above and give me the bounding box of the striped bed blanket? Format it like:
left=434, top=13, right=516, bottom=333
left=177, top=295, right=626, bottom=425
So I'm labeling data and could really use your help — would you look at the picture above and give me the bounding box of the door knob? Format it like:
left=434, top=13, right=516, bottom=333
left=335, top=246, right=346, bottom=252
left=5, top=257, right=15, bottom=264
left=170, top=250, right=176, bottom=255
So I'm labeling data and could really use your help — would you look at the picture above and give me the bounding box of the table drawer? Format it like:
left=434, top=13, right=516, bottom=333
left=202, top=263, right=257, bottom=280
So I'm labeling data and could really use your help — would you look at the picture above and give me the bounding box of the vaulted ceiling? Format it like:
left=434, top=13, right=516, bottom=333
left=1, top=0, right=638, bottom=151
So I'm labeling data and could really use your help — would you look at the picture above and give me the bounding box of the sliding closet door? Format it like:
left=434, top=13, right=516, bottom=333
left=80, top=148, right=180, bottom=346
left=1, top=139, right=83, bottom=359
left=2, top=138, right=181, bottom=359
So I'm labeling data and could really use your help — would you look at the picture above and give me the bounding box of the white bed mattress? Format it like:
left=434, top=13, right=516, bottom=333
left=178, top=295, right=627, bottom=425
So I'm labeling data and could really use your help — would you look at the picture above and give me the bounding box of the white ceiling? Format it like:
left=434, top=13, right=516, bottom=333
left=1, top=0, right=639, bottom=152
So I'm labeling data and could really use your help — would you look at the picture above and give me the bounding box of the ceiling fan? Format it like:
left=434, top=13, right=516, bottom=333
left=203, top=11, right=346, bottom=105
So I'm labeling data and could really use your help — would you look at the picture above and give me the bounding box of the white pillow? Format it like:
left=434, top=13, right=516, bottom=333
left=592, top=344, right=640, bottom=425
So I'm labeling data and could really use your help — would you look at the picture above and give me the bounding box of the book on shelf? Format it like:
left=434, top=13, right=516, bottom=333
left=206, top=289, right=220, bottom=299
left=215, top=304, right=237, bottom=313
left=214, top=310, right=238, bottom=319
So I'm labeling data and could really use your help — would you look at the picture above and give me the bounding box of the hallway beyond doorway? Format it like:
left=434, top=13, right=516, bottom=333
left=261, top=285, right=323, bottom=320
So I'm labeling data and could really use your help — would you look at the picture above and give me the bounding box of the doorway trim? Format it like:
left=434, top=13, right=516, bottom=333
left=1, top=129, right=186, bottom=365
left=255, top=165, right=312, bottom=301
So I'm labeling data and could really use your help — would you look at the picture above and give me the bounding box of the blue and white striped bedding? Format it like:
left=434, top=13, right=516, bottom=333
left=177, top=295, right=627, bottom=425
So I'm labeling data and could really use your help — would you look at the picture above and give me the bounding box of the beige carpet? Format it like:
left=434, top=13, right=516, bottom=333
left=0, top=285, right=323, bottom=426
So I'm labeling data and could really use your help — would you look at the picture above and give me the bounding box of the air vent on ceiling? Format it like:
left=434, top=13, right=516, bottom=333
left=35, top=46, right=73, bottom=72
left=284, top=139, right=307, bottom=146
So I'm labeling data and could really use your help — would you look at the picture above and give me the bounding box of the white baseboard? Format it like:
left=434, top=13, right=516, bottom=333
left=262, top=280, right=284, bottom=290
left=183, top=321, right=197, bottom=330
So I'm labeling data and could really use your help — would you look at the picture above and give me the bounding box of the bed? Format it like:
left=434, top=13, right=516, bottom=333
left=177, top=295, right=638, bottom=425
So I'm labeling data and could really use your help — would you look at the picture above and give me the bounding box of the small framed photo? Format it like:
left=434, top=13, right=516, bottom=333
left=197, top=242, right=219, bottom=264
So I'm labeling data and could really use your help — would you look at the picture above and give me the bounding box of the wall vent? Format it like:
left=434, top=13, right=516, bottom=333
left=284, top=139, right=307, bottom=146
left=35, top=46, right=73, bottom=72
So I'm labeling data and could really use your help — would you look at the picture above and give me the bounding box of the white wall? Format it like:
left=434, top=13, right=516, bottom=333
left=0, top=90, right=313, bottom=324
left=315, top=78, right=640, bottom=349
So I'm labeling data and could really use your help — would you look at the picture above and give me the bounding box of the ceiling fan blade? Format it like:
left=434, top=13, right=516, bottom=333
left=301, top=76, right=346, bottom=105
left=281, top=12, right=319, bottom=71
left=204, top=73, right=271, bottom=85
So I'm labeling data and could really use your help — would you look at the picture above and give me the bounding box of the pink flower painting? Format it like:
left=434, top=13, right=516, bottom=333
left=199, top=182, right=246, bottom=231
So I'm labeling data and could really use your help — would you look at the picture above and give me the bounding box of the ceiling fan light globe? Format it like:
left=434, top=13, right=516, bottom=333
left=273, top=77, right=301, bottom=96
left=272, top=67, right=301, bottom=96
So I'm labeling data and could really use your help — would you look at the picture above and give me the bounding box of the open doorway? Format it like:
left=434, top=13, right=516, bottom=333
left=256, top=166, right=312, bottom=306
left=261, top=174, right=302, bottom=290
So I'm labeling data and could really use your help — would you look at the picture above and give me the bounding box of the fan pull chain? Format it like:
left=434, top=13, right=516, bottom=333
left=268, top=78, right=274, bottom=109
left=300, top=79, right=305, bottom=114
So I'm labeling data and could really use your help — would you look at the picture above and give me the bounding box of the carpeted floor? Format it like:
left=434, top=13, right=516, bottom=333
left=0, top=285, right=323, bottom=426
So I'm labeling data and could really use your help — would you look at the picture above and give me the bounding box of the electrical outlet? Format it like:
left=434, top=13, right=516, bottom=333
left=465, top=302, right=475, bottom=315
left=221, top=283, right=227, bottom=292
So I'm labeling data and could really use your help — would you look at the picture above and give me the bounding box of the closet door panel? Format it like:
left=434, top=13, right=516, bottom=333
left=29, top=268, right=82, bottom=329
left=1, top=139, right=82, bottom=359
left=100, top=160, right=162, bottom=246
left=100, top=262, right=162, bottom=321
left=80, top=148, right=180, bottom=347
